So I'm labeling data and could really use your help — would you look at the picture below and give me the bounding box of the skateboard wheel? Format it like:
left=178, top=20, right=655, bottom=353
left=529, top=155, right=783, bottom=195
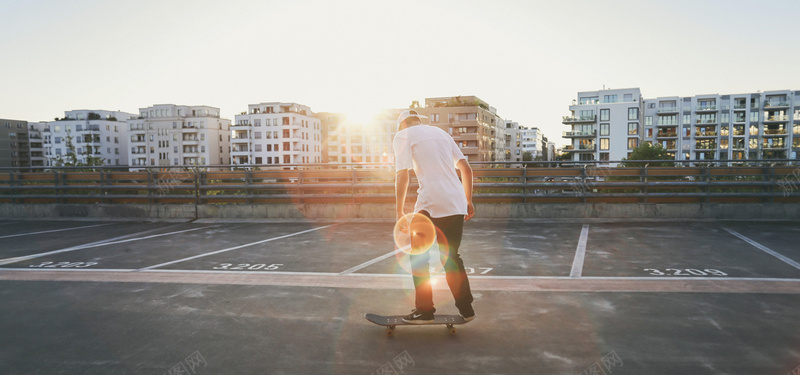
left=449, top=328, right=457, bottom=335
left=387, top=329, right=395, bottom=337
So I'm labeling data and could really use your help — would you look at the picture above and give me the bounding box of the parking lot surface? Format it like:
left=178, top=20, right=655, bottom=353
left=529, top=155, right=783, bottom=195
left=1, top=218, right=799, bottom=374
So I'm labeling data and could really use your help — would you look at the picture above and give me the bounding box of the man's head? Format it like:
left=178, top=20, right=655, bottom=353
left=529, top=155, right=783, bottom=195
left=397, top=110, right=427, bottom=131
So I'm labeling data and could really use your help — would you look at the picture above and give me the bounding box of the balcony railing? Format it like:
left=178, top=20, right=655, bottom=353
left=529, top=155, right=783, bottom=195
left=764, top=115, right=789, bottom=122
left=696, top=105, right=717, bottom=112
left=657, top=132, right=678, bottom=137
left=563, top=130, right=597, bottom=137
left=657, top=107, right=678, bottom=113
left=764, top=101, right=790, bottom=108
left=562, top=115, right=597, bottom=123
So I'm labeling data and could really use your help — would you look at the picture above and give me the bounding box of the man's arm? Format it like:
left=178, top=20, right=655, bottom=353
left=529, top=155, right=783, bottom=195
left=395, top=169, right=410, bottom=220
left=456, top=159, right=475, bottom=221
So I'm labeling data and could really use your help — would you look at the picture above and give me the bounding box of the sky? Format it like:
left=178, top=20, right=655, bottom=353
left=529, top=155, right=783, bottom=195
left=2, top=0, right=799, bottom=145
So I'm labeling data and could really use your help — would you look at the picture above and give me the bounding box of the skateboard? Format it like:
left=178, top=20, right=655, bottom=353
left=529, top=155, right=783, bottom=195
left=364, top=313, right=467, bottom=336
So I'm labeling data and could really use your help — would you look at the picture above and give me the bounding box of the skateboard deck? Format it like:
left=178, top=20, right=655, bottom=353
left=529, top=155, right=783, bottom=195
left=364, top=313, right=467, bottom=336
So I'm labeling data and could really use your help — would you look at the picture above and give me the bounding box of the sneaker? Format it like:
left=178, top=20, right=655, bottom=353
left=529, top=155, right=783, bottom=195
left=460, top=309, right=475, bottom=323
left=402, top=309, right=434, bottom=324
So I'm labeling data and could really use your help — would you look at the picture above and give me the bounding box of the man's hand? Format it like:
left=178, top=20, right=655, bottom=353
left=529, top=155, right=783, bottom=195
left=465, top=202, right=475, bottom=221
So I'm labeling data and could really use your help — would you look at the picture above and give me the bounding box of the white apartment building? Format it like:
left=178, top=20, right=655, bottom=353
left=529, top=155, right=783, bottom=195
left=36, top=110, right=135, bottom=167
left=564, top=88, right=800, bottom=162
left=128, top=104, right=230, bottom=168
left=231, top=102, right=321, bottom=166
left=562, top=88, right=644, bottom=162
left=642, top=90, right=799, bottom=161
left=520, top=127, right=544, bottom=159
left=319, top=109, right=401, bottom=166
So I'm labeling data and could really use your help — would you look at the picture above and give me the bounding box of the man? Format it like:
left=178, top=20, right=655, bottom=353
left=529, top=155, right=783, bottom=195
left=393, top=109, right=475, bottom=323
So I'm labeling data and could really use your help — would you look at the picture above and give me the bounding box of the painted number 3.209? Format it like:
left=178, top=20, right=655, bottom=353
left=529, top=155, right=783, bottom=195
left=644, top=268, right=727, bottom=276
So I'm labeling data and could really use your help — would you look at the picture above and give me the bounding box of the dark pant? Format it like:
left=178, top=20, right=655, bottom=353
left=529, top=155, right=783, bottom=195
left=409, top=211, right=474, bottom=315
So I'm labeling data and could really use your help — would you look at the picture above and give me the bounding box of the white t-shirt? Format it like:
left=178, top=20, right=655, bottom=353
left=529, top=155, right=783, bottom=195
left=393, top=125, right=468, bottom=218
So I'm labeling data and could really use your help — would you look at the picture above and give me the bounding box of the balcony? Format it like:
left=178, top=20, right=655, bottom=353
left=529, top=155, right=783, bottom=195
left=694, top=144, right=717, bottom=151
left=656, top=122, right=679, bottom=127
left=562, top=115, right=597, bottom=124
left=764, top=115, right=789, bottom=123
left=762, top=143, right=786, bottom=150
left=734, top=103, right=747, bottom=110
left=695, top=131, right=718, bottom=138
left=763, top=129, right=788, bottom=136
left=696, top=105, right=717, bottom=112
left=696, top=119, right=718, bottom=124
left=764, top=101, right=790, bottom=109
left=657, top=107, right=679, bottom=114
left=562, top=130, right=597, bottom=138
left=656, top=131, right=678, bottom=138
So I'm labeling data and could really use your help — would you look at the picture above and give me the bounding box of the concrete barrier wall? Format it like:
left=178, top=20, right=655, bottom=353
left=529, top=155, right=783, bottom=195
left=1, top=203, right=798, bottom=220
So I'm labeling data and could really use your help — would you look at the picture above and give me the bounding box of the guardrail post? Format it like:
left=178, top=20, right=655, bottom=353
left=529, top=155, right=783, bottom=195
left=766, top=163, right=775, bottom=203
left=351, top=165, right=356, bottom=204
left=194, top=169, right=201, bottom=220
left=580, top=165, right=587, bottom=204
left=9, top=171, right=16, bottom=204
left=522, top=164, right=527, bottom=204
left=297, top=167, right=303, bottom=205
left=54, top=169, right=62, bottom=204
left=146, top=169, right=154, bottom=205
left=703, top=164, right=710, bottom=204
left=245, top=169, right=253, bottom=205
left=642, top=163, right=649, bottom=204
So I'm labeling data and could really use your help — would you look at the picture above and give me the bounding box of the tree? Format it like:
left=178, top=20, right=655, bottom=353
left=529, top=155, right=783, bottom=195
left=621, top=142, right=673, bottom=167
left=50, top=131, right=106, bottom=168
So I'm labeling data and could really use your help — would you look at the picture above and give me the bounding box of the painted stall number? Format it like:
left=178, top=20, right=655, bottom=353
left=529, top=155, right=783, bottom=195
left=29, top=261, right=98, bottom=268
left=212, top=263, right=283, bottom=271
left=429, top=267, right=493, bottom=275
left=643, top=268, right=727, bottom=276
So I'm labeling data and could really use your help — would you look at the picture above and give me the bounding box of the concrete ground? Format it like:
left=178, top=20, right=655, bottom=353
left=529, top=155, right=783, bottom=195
left=0, top=218, right=799, bottom=374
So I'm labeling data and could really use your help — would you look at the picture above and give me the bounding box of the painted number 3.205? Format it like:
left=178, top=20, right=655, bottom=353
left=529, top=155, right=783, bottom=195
left=644, top=268, right=727, bottom=276
left=213, top=263, right=283, bottom=271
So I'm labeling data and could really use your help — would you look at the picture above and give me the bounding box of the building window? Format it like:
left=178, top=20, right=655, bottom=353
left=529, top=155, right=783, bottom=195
left=599, top=123, right=609, bottom=136
left=628, top=123, right=639, bottom=135
left=645, top=116, right=652, bottom=126
left=627, top=138, right=639, bottom=149
left=683, top=114, right=691, bottom=125
left=430, top=114, right=440, bottom=123
left=628, top=108, right=639, bottom=120
left=600, top=138, right=610, bottom=150
left=604, top=95, right=618, bottom=104
left=600, top=109, right=610, bottom=121
left=624, top=94, right=633, bottom=102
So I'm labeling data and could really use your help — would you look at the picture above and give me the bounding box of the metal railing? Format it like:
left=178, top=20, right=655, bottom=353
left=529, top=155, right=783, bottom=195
left=1, top=161, right=800, bottom=207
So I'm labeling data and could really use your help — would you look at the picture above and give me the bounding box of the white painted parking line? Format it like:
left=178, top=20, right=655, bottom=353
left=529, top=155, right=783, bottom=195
left=569, top=224, right=590, bottom=278
left=2, top=268, right=800, bottom=294
left=723, top=228, right=800, bottom=270
left=339, top=245, right=410, bottom=275
left=140, top=225, right=335, bottom=270
left=0, top=223, right=114, bottom=239
left=0, top=226, right=210, bottom=266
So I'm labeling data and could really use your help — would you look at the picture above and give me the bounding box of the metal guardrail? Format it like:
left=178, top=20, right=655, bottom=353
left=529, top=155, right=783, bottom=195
left=1, top=160, right=800, bottom=206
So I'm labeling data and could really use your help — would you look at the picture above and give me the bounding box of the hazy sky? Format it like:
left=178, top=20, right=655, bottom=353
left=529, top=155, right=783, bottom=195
left=2, top=0, right=799, bottom=144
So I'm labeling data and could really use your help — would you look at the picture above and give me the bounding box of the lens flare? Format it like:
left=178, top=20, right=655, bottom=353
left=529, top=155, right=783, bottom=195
left=393, top=213, right=436, bottom=255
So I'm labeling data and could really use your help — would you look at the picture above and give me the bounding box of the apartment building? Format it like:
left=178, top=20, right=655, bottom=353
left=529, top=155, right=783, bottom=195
left=0, top=118, right=30, bottom=168
left=642, top=90, right=799, bottom=161
left=127, top=105, right=230, bottom=168
left=562, top=88, right=644, bottom=162
left=27, top=122, right=45, bottom=167
left=34, top=110, right=135, bottom=167
left=419, top=96, right=504, bottom=162
left=231, top=102, right=320, bottom=166
left=564, top=88, right=800, bottom=162
left=319, top=109, right=400, bottom=165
